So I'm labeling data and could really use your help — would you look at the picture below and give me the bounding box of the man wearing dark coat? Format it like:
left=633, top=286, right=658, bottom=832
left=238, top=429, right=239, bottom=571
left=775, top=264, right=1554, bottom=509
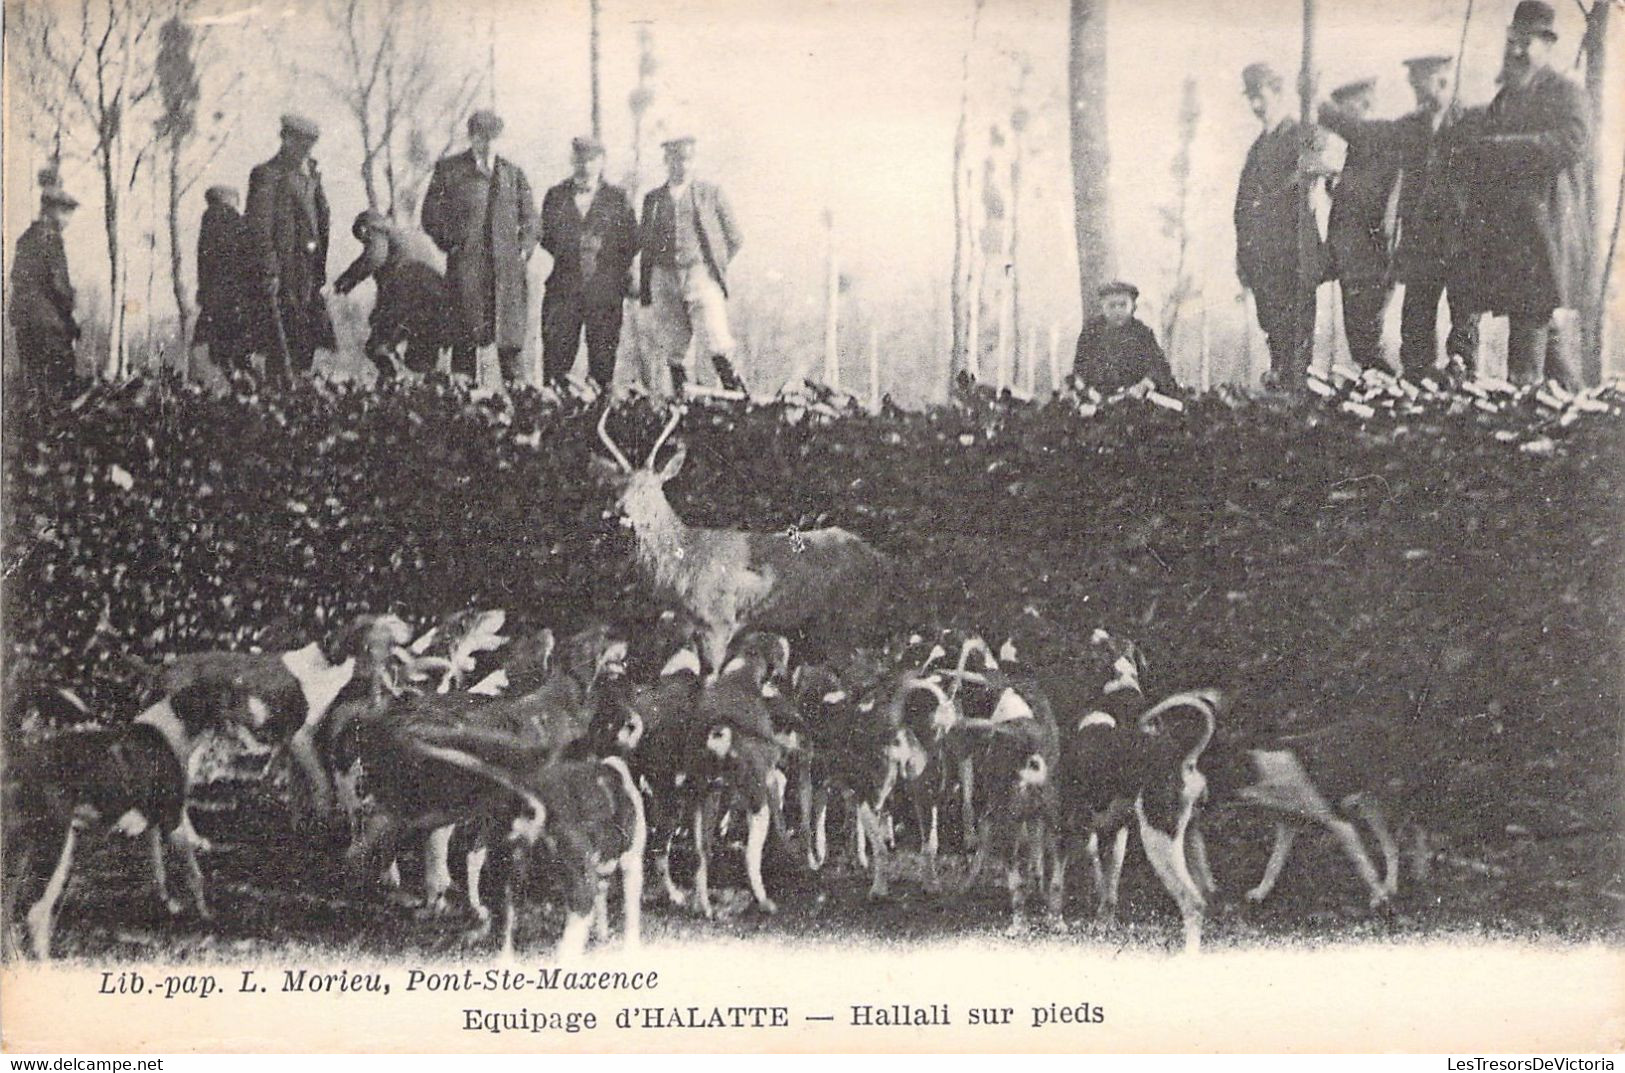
left=1449, top=0, right=1591, bottom=386
left=1072, top=281, right=1176, bottom=395
left=333, top=209, right=450, bottom=380
left=421, top=109, right=539, bottom=385
left=1318, top=78, right=1402, bottom=372
left=539, top=136, right=637, bottom=390
left=8, top=179, right=82, bottom=401
left=1235, top=62, right=1327, bottom=392
left=194, top=185, right=253, bottom=377
left=245, top=114, right=335, bottom=383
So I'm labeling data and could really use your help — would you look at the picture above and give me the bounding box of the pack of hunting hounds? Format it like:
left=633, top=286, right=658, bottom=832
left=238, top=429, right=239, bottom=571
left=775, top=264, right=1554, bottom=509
left=4, top=406, right=1433, bottom=961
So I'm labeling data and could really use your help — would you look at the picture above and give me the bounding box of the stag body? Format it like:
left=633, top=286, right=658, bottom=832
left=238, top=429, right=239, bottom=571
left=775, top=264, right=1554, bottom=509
left=598, top=408, right=893, bottom=675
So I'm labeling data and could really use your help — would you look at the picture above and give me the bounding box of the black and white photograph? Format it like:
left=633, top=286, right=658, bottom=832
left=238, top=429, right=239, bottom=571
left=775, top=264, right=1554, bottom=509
left=0, top=0, right=1622, bottom=1055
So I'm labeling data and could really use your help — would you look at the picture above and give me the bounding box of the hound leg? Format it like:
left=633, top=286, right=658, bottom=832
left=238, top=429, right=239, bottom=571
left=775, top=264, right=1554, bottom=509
left=959, top=814, right=996, bottom=895
left=147, top=825, right=183, bottom=915
left=1322, top=815, right=1388, bottom=907
left=1045, top=835, right=1072, bottom=930
left=498, top=843, right=527, bottom=961
left=959, top=756, right=977, bottom=852
left=745, top=804, right=777, bottom=914
left=417, top=824, right=454, bottom=918
left=26, top=822, right=79, bottom=960
left=287, top=724, right=333, bottom=822
left=1245, top=822, right=1298, bottom=903
left=593, top=878, right=611, bottom=942
left=1408, top=825, right=1432, bottom=885
left=808, top=791, right=829, bottom=871
left=466, top=845, right=490, bottom=927
left=854, top=806, right=870, bottom=869
left=619, top=810, right=647, bottom=952
left=1350, top=796, right=1400, bottom=898
left=1084, top=830, right=1105, bottom=911
left=917, top=792, right=941, bottom=893
left=1100, top=826, right=1130, bottom=920
left=1186, top=822, right=1219, bottom=897
left=692, top=795, right=720, bottom=919
left=170, top=811, right=212, bottom=919
left=1136, top=808, right=1207, bottom=955
left=856, top=802, right=891, bottom=899
left=1005, top=823, right=1044, bottom=937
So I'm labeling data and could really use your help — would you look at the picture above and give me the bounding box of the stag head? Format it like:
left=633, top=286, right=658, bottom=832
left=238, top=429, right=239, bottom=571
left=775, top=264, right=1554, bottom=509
left=594, top=406, right=687, bottom=530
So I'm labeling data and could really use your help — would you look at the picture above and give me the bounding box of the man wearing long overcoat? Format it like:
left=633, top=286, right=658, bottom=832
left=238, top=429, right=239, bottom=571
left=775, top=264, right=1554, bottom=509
left=195, top=185, right=253, bottom=377
left=245, top=114, right=335, bottom=383
left=1235, top=63, right=1326, bottom=392
left=421, top=109, right=539, bottom=385
left=539, top=136, right=637, bottom=390
left=8, top=180, right=82, bottom=401
left=333, top=209, right=450, bottom=380
left=1450, top=0, right=1591, bottom=386
left=1318, top=78, right=1403, bottom=372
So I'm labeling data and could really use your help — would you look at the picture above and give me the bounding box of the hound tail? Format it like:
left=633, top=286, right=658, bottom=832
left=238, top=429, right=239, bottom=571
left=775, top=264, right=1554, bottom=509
left=1137, top=689, right=1222, bottom=768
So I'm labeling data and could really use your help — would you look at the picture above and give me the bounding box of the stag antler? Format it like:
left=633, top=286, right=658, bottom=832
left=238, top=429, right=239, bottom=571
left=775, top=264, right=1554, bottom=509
left=597, top=406, right=634, bottom=473
left=646, top=407, right=684, bottom=468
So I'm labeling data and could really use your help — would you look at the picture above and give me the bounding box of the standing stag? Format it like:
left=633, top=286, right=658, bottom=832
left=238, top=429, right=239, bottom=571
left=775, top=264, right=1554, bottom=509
left=594, top=406, right=895, bottom=675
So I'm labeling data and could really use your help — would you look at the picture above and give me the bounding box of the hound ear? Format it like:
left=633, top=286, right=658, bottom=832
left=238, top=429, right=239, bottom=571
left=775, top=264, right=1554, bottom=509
left=1128, top=641, right=1150, bottom=681
left=656, top=444, right=687, bottom=481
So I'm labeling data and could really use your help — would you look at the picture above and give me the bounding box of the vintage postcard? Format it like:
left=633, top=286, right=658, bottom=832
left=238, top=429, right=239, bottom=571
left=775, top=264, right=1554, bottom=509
left=1, top=0, right=1622, bottom=1055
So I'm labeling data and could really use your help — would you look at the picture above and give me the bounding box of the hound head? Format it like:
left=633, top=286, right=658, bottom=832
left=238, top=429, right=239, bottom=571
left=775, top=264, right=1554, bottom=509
left=594, top=406, right=685, bottom=530
left=1088, top=628, right=1147, bottom=695
left=885, top=727, right=930, bottom=779
left=561, top=624, right=628, bottom=685
left=891, top=675, right=957, bottom=743
left=1018, top=753, right=1049, bottom=788
left=615, top=708, right=645, bottom=752
left=706, top=724, right=734, bottom=759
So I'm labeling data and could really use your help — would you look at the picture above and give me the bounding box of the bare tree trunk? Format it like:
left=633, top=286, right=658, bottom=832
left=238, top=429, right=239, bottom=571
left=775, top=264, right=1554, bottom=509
left=823, top=209, right=840, bottom=389
left=1009, top=129, right=1023, bottom=392
left=1295, top=0, right=1319, bottom=379
left=1581, top=0, right=1611, bottom=385
left=168, top=137, right=192, bottom=358
left=590, top=0, right=603, bottom=141
left=867, top=324, right=880, bottom=411
left=1068, top=0, right=1113, bottom=315
left=950, top=0, right=986, bottom=377
left=102, top=145, right=128, bottom=380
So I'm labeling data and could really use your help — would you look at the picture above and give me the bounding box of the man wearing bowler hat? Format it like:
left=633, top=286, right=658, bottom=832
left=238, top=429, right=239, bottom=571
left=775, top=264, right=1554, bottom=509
left=245, top=113, right=335, bottom=384
left=1449, top=0, right=1591, bottom=386
left=1318, top=77, right=1403, bottom=372
left=1234, top=62, right=1327, bottom=393
left=8, top=174, right=83, bottom=401
left=422, top=109, right=539, bottom=386
left=638, top=135, right=745, bottom=396
left=539, top=135, right=637, bottom=390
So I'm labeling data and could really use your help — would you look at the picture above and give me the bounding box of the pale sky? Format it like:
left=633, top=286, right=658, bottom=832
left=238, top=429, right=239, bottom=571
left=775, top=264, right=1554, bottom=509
left=5, top=0, right=1620, bottom=398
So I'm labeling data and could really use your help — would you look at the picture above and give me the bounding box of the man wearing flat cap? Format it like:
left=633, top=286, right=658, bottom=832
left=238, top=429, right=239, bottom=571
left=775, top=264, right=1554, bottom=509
left=1449, top=0, right=1591, bottom=386
left=421, top=109, right=539, bottom=386
left=245, top=113, right=335, bottom=384
left=8, top=174, right=83, bottom=401
left=1235, top=62, right=1328, bottom=392
left=1072, top=281, right=1176, bottom=395
left=638, top=135, right=745, bottom=396
left=539, top=135, right=637, bottom=390
left=194, top=185, right=253, bottom=379
left=1317, top=78, right=1403, bottom=372
left=333, top=209, right=450, bottom=380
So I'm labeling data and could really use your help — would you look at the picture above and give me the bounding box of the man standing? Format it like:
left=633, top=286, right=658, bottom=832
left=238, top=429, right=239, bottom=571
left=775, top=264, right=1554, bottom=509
left=1235, top=63, right=1324, bottom=393
left=638, top=135, right=745, bottom=396
left=195, top=185, right=252, bottom=379
left=1451, top=0, right=1590, bottom=386
left=1388, top=55, right=1479, bottom=380
left=333, top=209, right=450, bottom=381
left=8, top=177, right=82, bottom=401
left=245, top=114, right=334, bottom=384
left=539, top=136, right=637, bottom=391
left=1318, top=78, right=1402, bottom=372
left=421, top=109, right=539, bottom=387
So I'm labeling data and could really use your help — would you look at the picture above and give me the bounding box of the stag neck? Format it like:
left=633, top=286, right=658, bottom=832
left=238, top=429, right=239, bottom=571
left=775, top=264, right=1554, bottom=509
left=628, top=489, right=695, bottom=591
